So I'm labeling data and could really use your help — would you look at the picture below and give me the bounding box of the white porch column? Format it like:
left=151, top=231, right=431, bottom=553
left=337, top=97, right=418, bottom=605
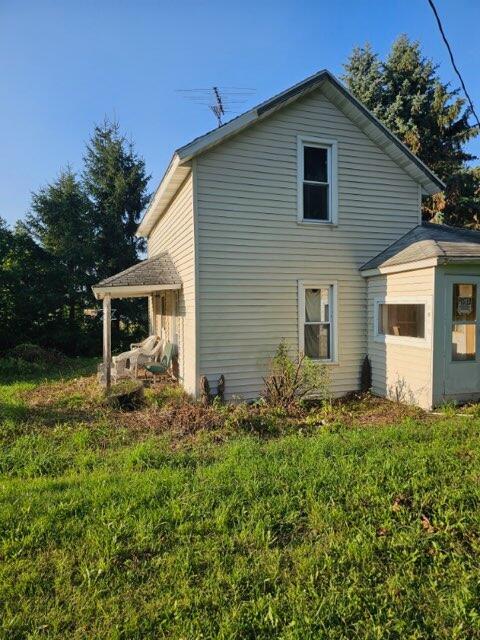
left=103, top=293, right=111, bottom=390
left=148, top=294, right=155, bottom=335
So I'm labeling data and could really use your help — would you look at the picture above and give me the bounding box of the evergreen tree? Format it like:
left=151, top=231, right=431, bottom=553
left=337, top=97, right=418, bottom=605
left=343, top=44, right=384, bottom=119
left=83, top=119, right=151, bottom=342
left=343, top=35, right=479, bottom=224
left=441, top=167, right=480, bottom=228
left=83, top=119, right=150, bottom=281
left=0, top=219, right=65, bottom=351
left=26, top=169, right=93, bottom=327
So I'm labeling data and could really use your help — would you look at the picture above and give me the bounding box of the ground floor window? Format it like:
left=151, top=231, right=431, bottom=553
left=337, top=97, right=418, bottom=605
left=374, top=296, right=431, bottom=347
left=298, top=282, right=336, bottom=361
left=378, top=303, right=425, bottom=338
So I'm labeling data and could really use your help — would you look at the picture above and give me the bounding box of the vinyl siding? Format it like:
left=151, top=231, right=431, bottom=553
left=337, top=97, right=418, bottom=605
left=367, top=268, right=434, bottom=409
left=195, top=87, right=422, bottom=399
left=148, top=174, right=196, bottom=394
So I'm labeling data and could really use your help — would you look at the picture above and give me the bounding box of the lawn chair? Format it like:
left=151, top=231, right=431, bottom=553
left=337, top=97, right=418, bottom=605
left=112, top=335, right=159, bottom=379
left=129, top=334, right=158, bottom=350
left=144, top=342, right=176, bottom=383
left=132, top=339, right=165, bottom=377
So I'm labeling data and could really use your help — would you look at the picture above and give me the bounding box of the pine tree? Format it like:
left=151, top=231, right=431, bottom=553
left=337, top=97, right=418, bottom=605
left=26, top=169, right=93, bottom=327
left=83, top=119, right=151, bottom=342
left=342, top=35, right=479, bottom=224
left=343, top=44, right=384, bottom=119
left=83, top=119, right=150, bottom=282
left=441, top=167, right=480, bottom=228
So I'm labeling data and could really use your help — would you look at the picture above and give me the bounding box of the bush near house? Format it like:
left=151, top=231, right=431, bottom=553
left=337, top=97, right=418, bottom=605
left=0, top=359, right=479, bottom=639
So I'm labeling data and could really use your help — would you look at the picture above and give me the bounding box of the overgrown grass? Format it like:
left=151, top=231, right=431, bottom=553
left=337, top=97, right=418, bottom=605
left=0, top=361, right=479, bottom=638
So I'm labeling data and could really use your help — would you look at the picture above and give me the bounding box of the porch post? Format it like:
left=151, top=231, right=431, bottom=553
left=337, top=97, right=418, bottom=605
left=103, top=293, right=111, bottom=390
left=148, top=294, right=154, bottom=335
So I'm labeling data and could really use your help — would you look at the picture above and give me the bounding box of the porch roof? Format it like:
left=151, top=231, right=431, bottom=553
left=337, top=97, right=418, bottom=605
left=92, top=251, right=181, bottom=299
left=360, top=222, right=480, bottom=274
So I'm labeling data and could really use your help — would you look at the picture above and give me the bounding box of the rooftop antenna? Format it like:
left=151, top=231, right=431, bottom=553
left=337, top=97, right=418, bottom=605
left=211, top=86, right=225, bottom=126
left=176, top=86, right=256, bottom=127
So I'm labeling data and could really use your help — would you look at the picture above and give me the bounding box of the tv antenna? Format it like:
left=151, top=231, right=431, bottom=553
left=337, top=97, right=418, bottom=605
left=176, top=86, right=256, bottom=127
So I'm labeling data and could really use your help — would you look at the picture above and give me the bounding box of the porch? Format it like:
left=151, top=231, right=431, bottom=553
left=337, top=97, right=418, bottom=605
left=92, top=252, right=182, bottom=389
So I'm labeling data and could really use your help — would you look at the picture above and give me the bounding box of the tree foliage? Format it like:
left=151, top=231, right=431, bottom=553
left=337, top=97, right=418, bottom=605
left=26, top=169, right=94, bottom=326
left=1, top=119, right=151, bottom=355
left=343, top=35, right=479, bottom=225
left=83, top=120, right=150, bottom=281
left=0, top=219, right=65, bottom=351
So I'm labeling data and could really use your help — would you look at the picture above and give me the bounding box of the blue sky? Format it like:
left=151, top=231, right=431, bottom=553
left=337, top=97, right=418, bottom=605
left=1, top=0, right=479, bottom=225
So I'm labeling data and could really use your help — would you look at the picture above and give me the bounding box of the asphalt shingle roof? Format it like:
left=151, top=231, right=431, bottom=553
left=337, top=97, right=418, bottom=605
left=95, top=251, right=181, bottom=288
left=360, top=222, right=480, bottom=271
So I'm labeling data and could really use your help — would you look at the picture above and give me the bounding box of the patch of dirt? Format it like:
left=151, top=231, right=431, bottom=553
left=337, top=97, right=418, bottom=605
left=327, top=393, right=430, bottom=427
left=26, top=374, right=102, bottom=410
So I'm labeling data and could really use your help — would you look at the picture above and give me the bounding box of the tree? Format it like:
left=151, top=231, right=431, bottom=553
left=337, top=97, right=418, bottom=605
left=343, top=35, right=479, bottom=224
left=26, top=169, right=94, bottom=328
left=441, top=167, right=480, bottom=228
left=82, top=119, right=151, bottom=343
left=0, top=219, right=65, bottom=352
left=83, top=119, right=150, bottom=281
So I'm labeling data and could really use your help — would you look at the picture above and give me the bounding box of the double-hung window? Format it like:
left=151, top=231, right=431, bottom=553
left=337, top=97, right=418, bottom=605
left=299, top=282, right=337, bottom=362
left=297, top=136, right=337, bottom=223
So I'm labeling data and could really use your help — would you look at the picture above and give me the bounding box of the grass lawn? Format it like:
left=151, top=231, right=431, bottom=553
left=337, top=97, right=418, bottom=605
left=1, top=360, right=479, bottom=639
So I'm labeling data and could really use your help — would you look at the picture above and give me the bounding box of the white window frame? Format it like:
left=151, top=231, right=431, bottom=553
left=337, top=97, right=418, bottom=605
left=297, top=135, right=338, bottom=224
left=298, top=281, right=338, bottom=363
left=373, top=296, right=432, bottom=348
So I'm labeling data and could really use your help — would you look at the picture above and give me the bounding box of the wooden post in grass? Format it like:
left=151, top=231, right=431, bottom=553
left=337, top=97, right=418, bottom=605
left=103, top=293, right=112, bottom=390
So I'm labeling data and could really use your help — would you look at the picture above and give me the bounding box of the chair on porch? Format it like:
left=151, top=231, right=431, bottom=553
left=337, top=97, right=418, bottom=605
left=112, top=335, right=159, bottom=380
left=131, top=338, right=165, bottom=377
left=91, top=250, right=181, bottom=389
left=144, top=342, right=176, bottom=384
left=129, top=334, right=159, bottom=350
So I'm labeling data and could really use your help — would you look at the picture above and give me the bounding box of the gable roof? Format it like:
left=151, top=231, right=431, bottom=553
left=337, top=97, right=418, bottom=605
left=360, top=222, right=480, bottom=272
left=92, top=251, right=181, bottom=299
left=137, top=69, right=445, bottom=237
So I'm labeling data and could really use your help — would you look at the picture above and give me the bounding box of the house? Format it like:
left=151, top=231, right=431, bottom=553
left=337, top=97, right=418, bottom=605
left=93, top=69, right=480, bottom=409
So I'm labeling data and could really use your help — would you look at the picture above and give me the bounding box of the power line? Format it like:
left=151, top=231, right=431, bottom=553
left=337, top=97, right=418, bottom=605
left=427, top=0, right=480, bottom=130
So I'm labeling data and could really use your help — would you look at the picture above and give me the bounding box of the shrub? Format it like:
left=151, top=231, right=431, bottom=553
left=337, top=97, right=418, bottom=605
left=263, top=341, right=330, bottom=409
left=360, top=354, right=372, bottom=393
left=7, top=343, right=66, bottom=366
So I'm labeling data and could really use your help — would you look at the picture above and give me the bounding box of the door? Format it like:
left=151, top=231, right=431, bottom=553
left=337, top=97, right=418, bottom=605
left=444, top=276, right=480, bottom=397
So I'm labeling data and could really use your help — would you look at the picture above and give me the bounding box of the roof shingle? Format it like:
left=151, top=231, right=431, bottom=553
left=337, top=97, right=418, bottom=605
left=360, top=223, right=480, bottom=271
left=94, top=251, right=181, bottom=288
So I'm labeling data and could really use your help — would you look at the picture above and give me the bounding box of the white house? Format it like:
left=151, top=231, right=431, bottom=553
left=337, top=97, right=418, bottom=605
left=93, top=69, right=480, bottom=409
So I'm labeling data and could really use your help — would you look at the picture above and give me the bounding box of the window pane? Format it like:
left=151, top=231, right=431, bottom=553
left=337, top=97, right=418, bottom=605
left=303, top=183, right=329, bottom=220
left=378, top=304, right=425, bottom=338
left=453, top=284, right=476, bottom=322
left=452, top=323, right=476, bottom=361
left=304, top=146, right=328, bottom=182
left=305, top=288, right=329, bottom=322
left=305, top=324, right=330, bottom=359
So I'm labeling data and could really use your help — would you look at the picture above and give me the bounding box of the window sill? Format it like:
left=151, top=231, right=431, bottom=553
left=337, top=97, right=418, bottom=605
left=374, top=335, right=430, bottom=349
left=297, top=220, right=337, bottom=227
left=309, top=359, right=339, bottom=365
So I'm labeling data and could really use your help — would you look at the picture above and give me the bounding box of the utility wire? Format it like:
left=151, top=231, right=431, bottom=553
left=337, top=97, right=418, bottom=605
left=427, top=0, right=480, bottom=130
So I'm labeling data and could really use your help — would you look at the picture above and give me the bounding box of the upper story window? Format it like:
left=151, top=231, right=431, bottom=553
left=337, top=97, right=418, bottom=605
left=297, top=136, right=338, bottom=224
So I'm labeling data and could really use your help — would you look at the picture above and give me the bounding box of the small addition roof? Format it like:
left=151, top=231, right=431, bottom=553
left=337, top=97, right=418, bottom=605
left=360, top=222, right=480, bottom=272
